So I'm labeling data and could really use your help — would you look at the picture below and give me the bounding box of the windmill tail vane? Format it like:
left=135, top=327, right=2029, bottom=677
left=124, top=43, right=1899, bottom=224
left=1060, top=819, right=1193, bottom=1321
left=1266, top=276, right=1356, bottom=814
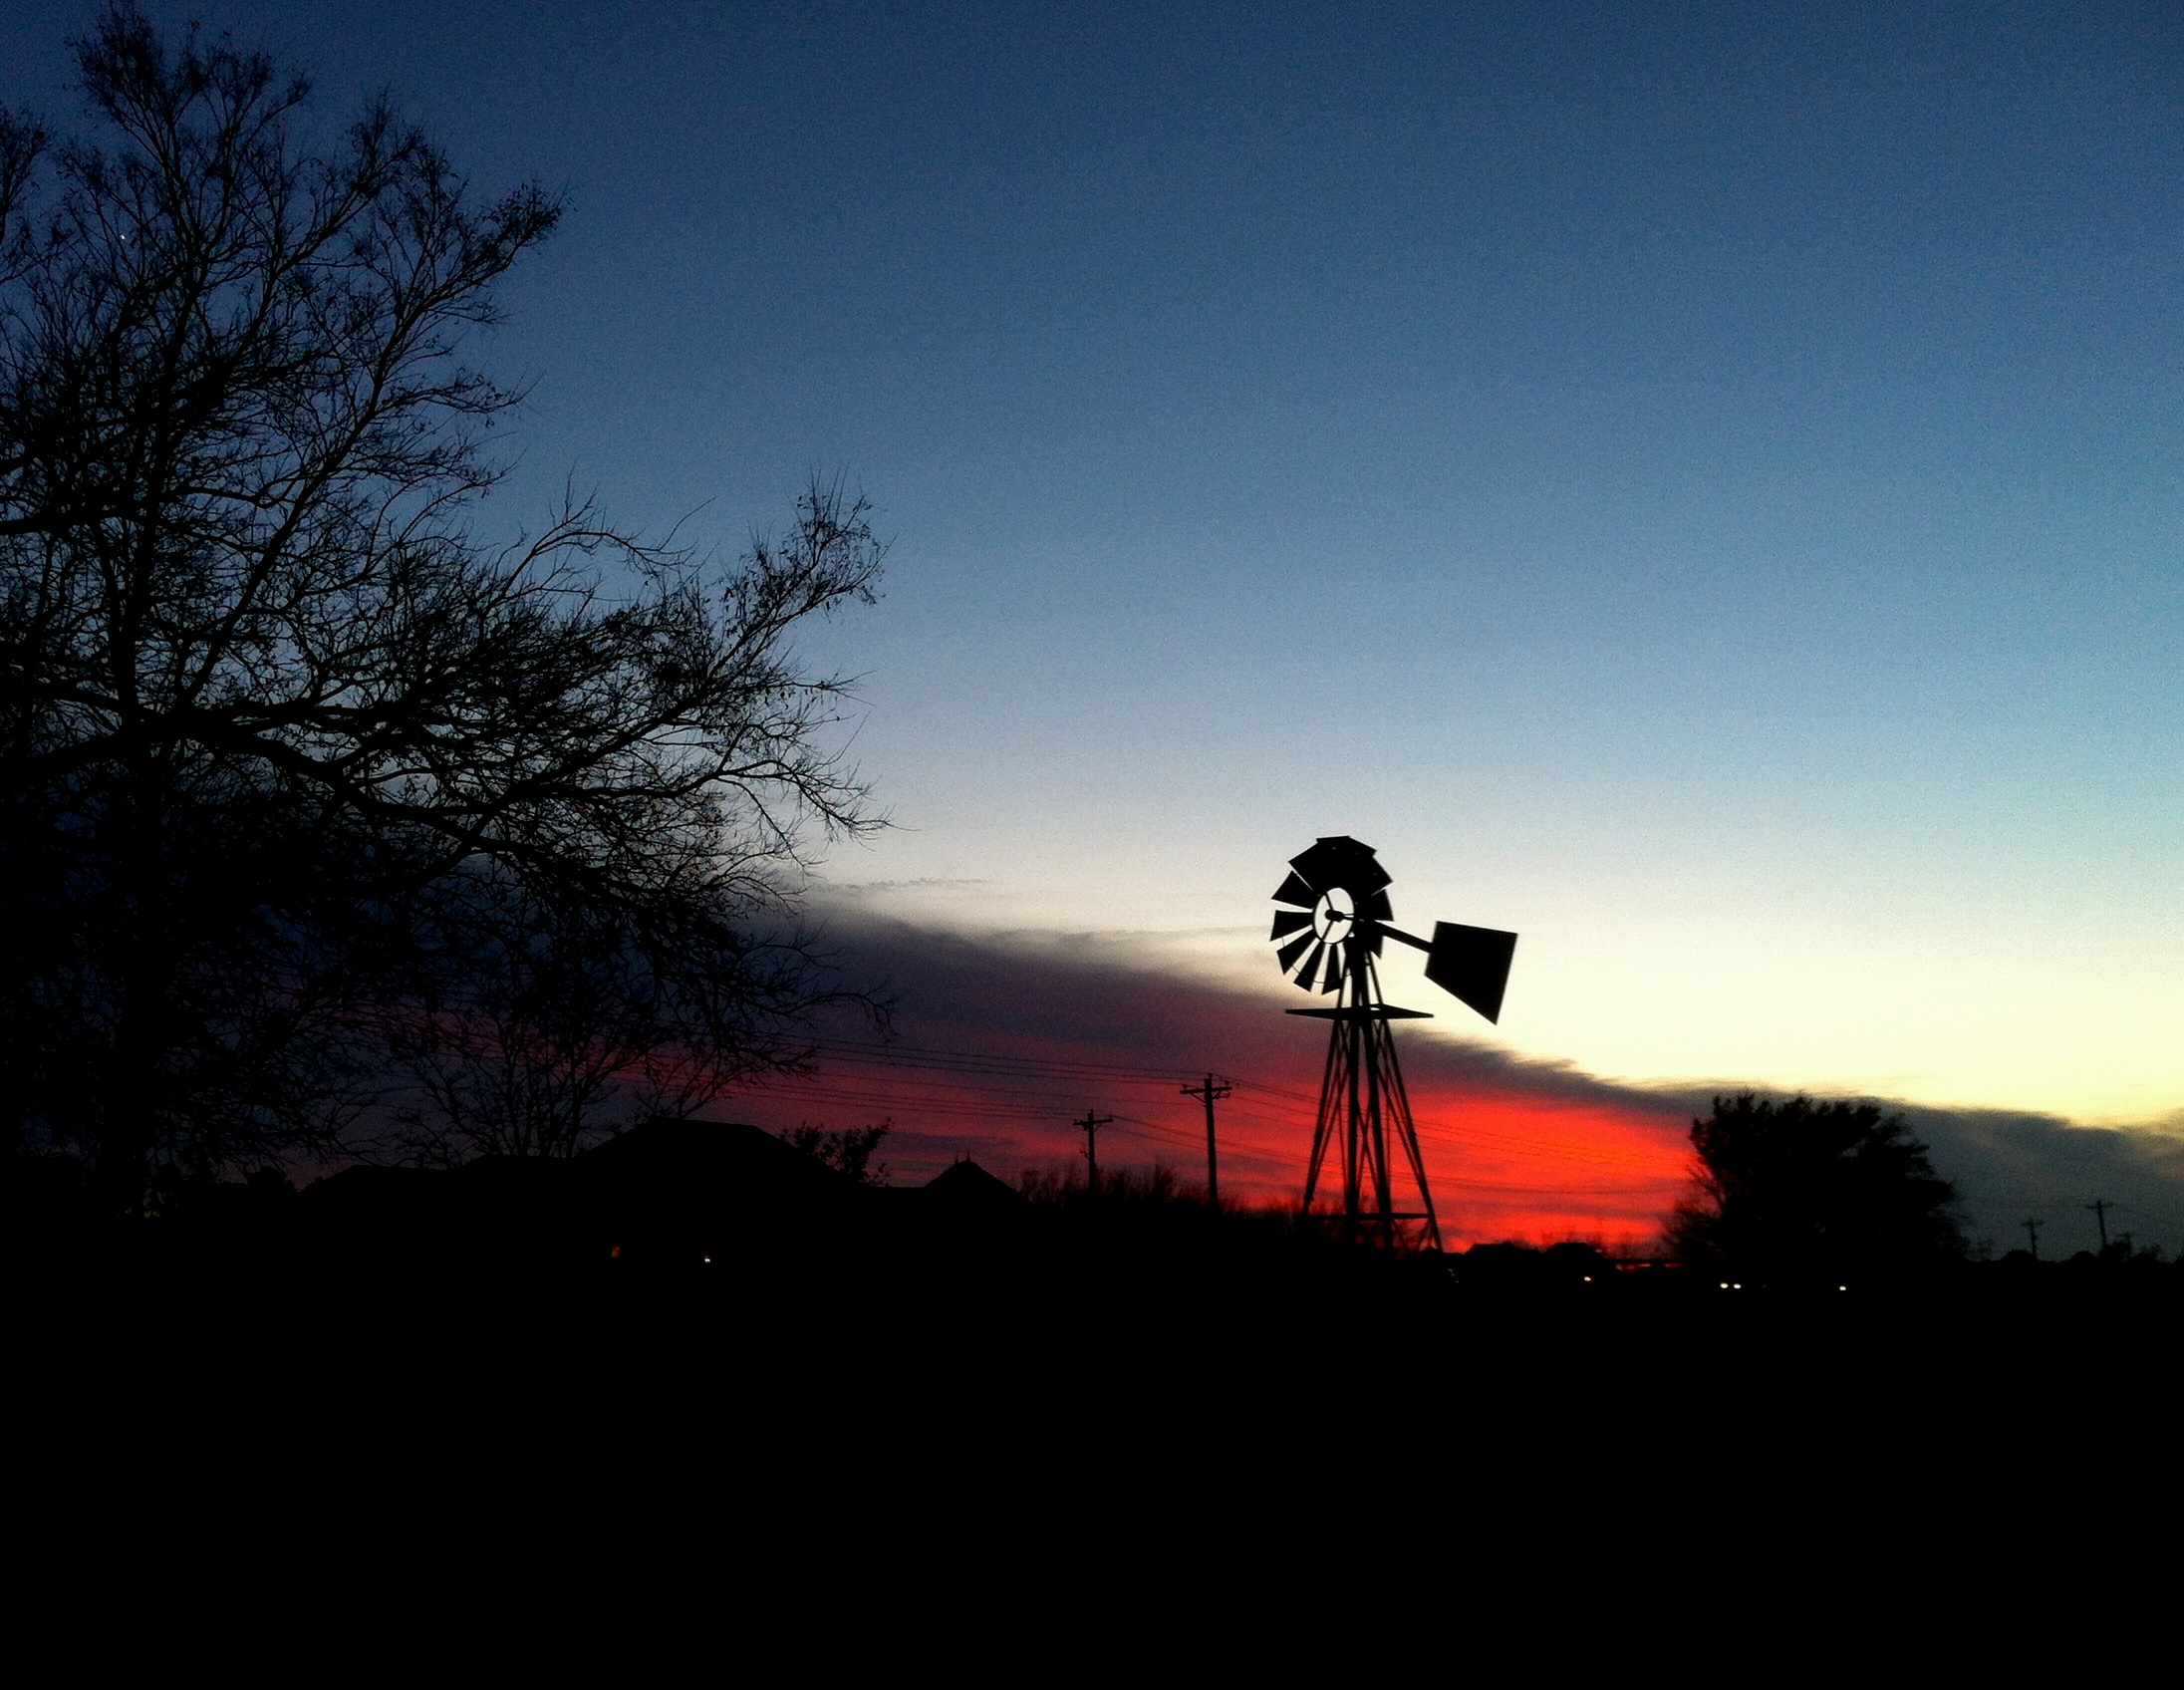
left=1269, top=836, right=1517, bottom=1251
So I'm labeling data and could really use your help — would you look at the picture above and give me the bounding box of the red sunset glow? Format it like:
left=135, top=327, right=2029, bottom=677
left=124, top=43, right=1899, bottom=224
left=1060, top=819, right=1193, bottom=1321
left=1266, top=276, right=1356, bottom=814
left=716, top=917, right=1699, bottom=1248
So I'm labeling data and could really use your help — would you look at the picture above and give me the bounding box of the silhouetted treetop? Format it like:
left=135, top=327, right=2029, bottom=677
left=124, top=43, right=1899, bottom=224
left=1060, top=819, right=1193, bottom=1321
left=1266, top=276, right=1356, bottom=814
left=779, top=1122, right=893, bottom=1187
left=1666, top=1093, right=1964, bottom=1283
left=1, top=7, right=885, bottom=1208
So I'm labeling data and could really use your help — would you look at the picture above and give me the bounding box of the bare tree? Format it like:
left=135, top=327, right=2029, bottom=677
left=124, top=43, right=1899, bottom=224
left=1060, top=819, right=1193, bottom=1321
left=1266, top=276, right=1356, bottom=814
left=381, top=885, right=693, bottom=1164
left=378, top=861, right=841, bottom=1166
left=0, top=8, right=884, bottom=1210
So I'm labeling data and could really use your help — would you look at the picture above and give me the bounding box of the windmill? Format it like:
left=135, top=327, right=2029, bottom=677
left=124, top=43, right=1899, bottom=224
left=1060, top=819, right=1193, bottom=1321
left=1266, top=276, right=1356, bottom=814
left=1270, top=836, right=1516, bottom=1250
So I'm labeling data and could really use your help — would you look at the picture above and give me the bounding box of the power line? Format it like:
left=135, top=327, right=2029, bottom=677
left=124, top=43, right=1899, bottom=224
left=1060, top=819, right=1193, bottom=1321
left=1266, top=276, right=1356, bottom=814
left=737, top=1084, right=1670, bottom=1200
left=773, top=1073, right=1672, bottom=1181
left=814, top=1037, right=1206, bottom=1084
left=785, top=1039, right=1673, bottom=1172
left=745, top=1037, right=1698, bottom=1199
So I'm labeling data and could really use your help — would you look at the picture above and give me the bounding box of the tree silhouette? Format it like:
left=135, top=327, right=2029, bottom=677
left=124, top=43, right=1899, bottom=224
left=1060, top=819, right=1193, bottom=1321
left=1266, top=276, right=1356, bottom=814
left=0, top=8, right=883, bottom=1209
left=1666, top=1093, right=1965, bottom=1283
left=377, top=887, right=747, bottom=1164
left=779, top=1122, right=893, bottom=1186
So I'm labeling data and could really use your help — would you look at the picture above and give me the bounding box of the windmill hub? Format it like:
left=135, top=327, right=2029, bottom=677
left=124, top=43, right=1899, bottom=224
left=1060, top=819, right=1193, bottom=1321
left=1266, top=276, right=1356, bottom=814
left=1311, top=890, right=1355, bottom=941
left=1268, top=835, right=1518, bottom=1251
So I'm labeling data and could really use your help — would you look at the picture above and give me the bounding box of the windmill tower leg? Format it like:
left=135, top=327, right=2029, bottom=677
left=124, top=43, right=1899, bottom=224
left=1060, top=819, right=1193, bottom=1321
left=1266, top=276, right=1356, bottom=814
left=1363, top=976, right=1398, bottom=1249
left=1344, top=1004, right=1367, bottom=1243
left=1301, top=1017, right=1344, bottom=1217
left=1373, top=994, right=1443, bottom=1253
left=1296, top=945, right=1443, bottom=1251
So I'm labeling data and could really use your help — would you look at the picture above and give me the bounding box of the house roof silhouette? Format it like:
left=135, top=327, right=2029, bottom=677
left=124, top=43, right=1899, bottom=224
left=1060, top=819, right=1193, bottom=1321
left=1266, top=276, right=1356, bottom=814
left=922, top=1158, right=1022, bottom=1207
left=580, top=1118, right=850, bottom=1203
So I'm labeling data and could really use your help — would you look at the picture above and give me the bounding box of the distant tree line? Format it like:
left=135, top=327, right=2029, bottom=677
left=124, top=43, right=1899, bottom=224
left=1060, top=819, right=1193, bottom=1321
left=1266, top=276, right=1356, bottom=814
left=1, top=7, right=883, bottom=1214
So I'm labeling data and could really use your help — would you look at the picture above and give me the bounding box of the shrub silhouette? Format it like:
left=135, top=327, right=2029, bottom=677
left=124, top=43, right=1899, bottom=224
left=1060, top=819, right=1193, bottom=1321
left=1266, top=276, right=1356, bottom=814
left=1666, top=1093, right=1964, bottom=1284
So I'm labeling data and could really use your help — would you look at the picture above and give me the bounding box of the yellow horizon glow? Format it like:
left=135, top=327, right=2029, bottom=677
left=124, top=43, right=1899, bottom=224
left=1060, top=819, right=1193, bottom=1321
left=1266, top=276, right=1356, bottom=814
left=820, top=874, right=2184, bottom=1128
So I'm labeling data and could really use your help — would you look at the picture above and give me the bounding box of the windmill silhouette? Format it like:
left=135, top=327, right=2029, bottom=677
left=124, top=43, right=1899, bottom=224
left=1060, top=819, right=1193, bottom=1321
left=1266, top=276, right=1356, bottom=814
left=1270, top=836, right=1516, bottom=1250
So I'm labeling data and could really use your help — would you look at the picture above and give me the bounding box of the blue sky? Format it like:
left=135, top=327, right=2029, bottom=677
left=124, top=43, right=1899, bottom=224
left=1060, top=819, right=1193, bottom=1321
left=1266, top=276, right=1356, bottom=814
left=9, top=1, right=2181, bottom=1121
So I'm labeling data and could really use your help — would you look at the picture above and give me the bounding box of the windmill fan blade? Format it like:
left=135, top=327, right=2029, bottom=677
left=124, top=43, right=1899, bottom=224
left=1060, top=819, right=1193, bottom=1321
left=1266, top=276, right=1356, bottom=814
left=1319, top=948, right=1343, bottom=992
left=1289, top=836, right=1392, bottom=897
left=1269, top=910, right=1312, bottom=942
left=1276, top=932, right=1316, bottom=975
left=1297, top=941, right=1326, bottom=990
left=1361, top=889, right=1393, bottom=922
left=1271, top=871, right=1318, bottom=908
left=1424, top=922, right=1517, bottom=1024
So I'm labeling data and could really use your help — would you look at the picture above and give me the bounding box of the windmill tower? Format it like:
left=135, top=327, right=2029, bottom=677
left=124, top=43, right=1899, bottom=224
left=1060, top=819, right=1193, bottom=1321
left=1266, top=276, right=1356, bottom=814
left=1270, top=837, right=1516, bottom=1251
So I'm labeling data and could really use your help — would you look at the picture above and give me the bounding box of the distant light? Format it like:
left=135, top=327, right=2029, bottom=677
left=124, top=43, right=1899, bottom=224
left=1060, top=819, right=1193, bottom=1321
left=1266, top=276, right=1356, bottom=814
left=1720, top=1281, right=1730, bottom=1288
left=1733, top=1282, right=1743, bottom=1288
left=1838, top=1284, right=1847, bottom=1291
left=1582, top=1275, right=1592, bottom=1282
left=702, top=1256, right=712, bottom=1264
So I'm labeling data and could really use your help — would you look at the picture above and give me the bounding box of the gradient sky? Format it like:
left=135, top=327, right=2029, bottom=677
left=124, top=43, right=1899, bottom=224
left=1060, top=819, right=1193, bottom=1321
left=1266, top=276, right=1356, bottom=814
left=9, top=2, right=2181, bottom=1133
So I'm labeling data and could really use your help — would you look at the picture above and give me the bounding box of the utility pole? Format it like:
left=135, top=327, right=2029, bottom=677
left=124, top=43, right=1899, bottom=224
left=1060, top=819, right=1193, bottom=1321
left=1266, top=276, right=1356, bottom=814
left=1181, top=1073, right=1232, bottom=1208
left=1074, top=1110, right=1114, bottom=1194
left=2024, top=1218, right=2044, bottom=1261
left=2085, top=1199, right=2111, bottom=1254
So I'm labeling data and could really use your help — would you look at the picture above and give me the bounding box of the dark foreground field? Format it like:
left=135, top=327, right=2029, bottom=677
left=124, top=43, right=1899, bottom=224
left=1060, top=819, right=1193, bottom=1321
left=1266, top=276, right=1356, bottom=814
left=13, top=1119, right=2182, bottom=1554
